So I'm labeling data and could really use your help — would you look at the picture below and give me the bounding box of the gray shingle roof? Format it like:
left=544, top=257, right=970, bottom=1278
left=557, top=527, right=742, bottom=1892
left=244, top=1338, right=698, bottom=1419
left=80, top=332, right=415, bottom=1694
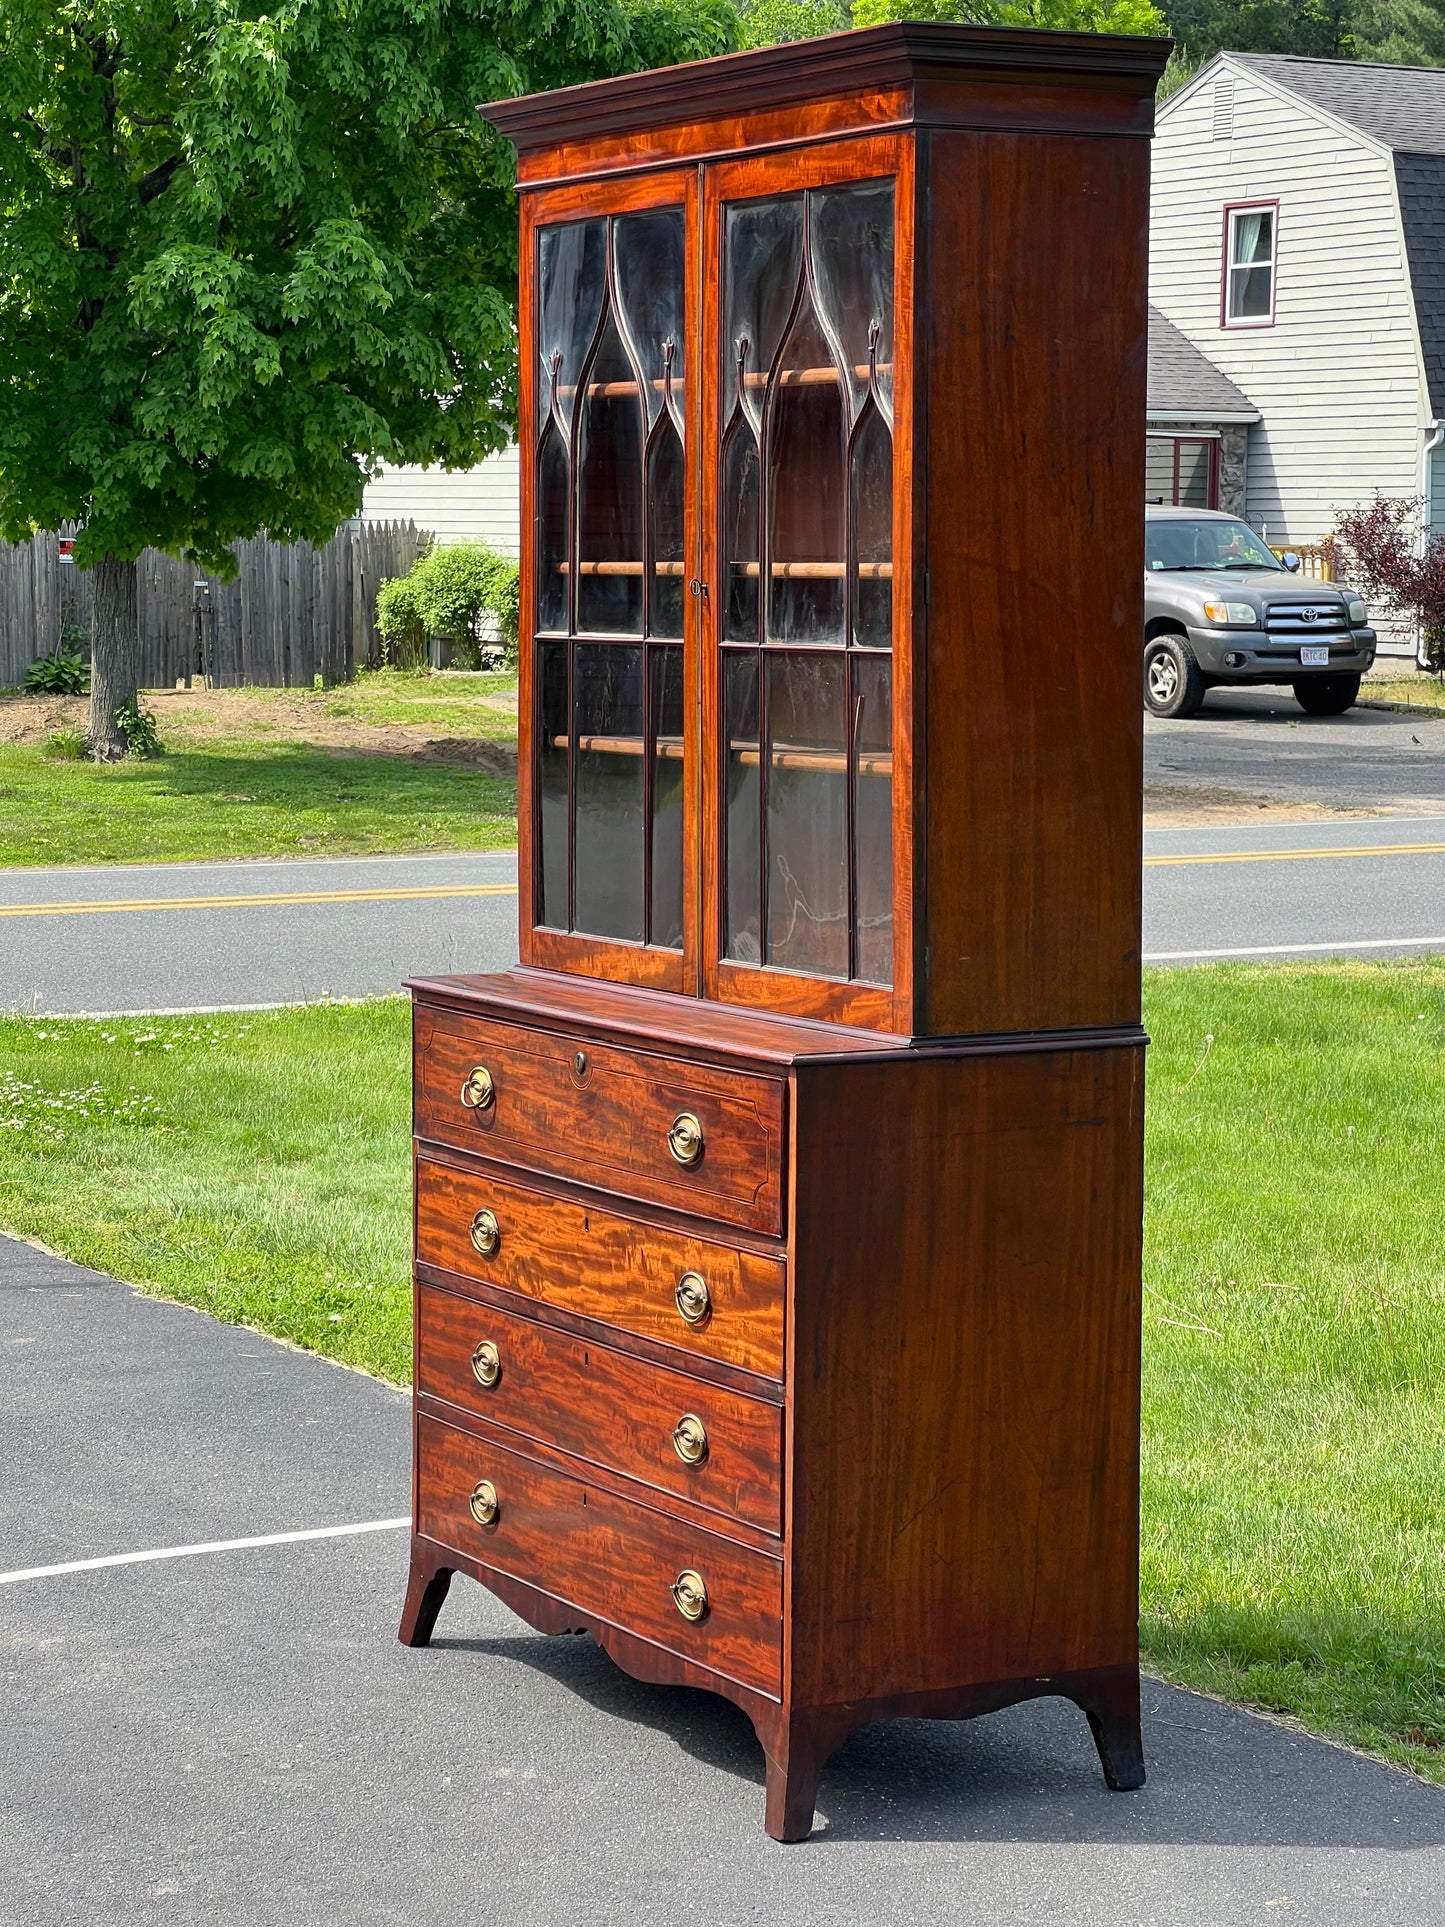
left=1233, top=53, right=1445, bottom=155
left=1146, top=306, right=1258, bottom=419
left=1395, top=151, right=1445, bottom=414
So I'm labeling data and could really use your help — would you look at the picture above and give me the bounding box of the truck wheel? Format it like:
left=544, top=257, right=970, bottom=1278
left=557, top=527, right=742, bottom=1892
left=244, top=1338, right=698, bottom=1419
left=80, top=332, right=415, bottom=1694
left=1292, top=674, right=1360, bottom=716
left=1144, top=634, right=1206, bottom=718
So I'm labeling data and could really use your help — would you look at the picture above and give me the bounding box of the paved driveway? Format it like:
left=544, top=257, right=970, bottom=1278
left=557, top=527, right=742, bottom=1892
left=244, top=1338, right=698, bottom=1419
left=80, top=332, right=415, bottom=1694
left=4, top=1235, right=1444, bottom=1925
left=1146, top=688, right=1445, bottom=813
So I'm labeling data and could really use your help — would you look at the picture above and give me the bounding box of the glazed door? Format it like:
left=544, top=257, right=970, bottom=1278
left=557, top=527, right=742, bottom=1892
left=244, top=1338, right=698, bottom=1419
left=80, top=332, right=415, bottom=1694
left=519, top=171, right=701, bottom=991
left=701, top=137, right=914, bottom=1031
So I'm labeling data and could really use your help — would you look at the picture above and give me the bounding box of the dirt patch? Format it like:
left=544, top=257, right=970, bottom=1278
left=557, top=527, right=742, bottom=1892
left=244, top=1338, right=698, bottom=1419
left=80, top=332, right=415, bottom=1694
left=1144, top=783, right=1383, bottom=827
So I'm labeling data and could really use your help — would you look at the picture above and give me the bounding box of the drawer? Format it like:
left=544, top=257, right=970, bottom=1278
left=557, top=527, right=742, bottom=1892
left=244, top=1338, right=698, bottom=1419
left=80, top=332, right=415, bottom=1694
left=415, top=1157, right=785, bottom=1380
left=414, top=1006, right=785, bottom=1234
left=417, top=1283, right=782, bottom=1533
left=417, top=1413, right=782, bottom=1698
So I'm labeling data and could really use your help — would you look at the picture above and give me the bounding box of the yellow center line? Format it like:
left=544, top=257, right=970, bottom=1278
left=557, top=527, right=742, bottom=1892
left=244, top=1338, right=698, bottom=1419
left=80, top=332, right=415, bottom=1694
left=0, top=883, right=519, bottom=919
left=1145, top=841, right=1445, bottom=868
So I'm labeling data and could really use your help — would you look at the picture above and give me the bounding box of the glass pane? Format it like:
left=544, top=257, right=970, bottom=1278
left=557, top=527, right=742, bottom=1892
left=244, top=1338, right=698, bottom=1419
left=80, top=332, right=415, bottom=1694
left=1177, top=441, right=1212, bottom=508
left=1230, top=264, right=1272, bottom=318
left=538, top=642, right=568, bottom=929
left=649, top=644, right=685, bottom=950
left=648, top=420, right=685, bottom=639
left=851, top=405, right=893, bottom=649
left=723, top=426, right=760, bottom=643
left=576, top=313, right=644, bottom=635
left=538, top=219, right=606, bottom=433
left=1144, top=438, right=1175, bottom=507
left=853, top=654, right=893, bottom=986
left=1231, top=208, right=1272, bottom=265
left=537, top=425, right=568, bottom=633
left=767, top=293, right=846, bottom=646
left=723, top=197, right=803, bottom=430
left=573, top=644, right=644, bottom=940
left=723, top=651, right=761, bottom=965
left=811, top=181, right=895, bottom=421
left=614, top=210, right=686, bottom=435
left=765, top=652, right=847, bottom=978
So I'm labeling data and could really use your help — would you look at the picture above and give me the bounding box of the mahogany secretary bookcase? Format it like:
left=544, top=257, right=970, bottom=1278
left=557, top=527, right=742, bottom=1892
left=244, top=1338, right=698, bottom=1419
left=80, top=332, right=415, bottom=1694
left=400, top=23, right=1170, bottom=1841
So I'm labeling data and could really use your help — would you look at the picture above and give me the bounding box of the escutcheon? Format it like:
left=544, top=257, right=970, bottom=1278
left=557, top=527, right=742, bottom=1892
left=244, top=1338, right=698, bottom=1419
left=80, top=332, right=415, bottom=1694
left=471, top=1339, right=501, bottom=1388
left=468, top=1479, right=499, bottom=1527
left=667, top=1112, right=704, bottom=1166
left=460, top=1065, right=496, bottom=1111
left=675, top=1271, right=711, bottom=1326
left=670, top=1569, right=708, bottom=1622
left=672, top=1414, right=708, bottom=1465
left=469, top=1208, right=500, bottom=1258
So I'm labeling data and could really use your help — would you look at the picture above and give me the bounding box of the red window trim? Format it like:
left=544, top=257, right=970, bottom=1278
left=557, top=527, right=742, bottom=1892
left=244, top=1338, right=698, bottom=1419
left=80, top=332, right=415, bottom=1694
left=1220, top=199, right=1278, bottom=330
left=1147, top=434, right=1220, bottom=509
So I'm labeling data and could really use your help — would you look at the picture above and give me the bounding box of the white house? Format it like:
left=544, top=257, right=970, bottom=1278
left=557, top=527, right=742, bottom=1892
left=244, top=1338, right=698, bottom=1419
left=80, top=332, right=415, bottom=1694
left=360, top=445, right=521, bottom=554
left=1150, top=52, right=1445, bottom=567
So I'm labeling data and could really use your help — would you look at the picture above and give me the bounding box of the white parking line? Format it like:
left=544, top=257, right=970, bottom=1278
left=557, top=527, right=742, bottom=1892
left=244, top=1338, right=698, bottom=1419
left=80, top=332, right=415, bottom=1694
left=1145, top=935, right=1445, bottom=962
left=0, top=1517, right=410, bottom=1587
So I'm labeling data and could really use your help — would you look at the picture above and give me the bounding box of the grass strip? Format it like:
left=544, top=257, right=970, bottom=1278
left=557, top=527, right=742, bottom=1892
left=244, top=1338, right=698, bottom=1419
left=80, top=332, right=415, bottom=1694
left=2, top=962, right=1444, bottom=1780
left=0, top=742, right=515, bottom=866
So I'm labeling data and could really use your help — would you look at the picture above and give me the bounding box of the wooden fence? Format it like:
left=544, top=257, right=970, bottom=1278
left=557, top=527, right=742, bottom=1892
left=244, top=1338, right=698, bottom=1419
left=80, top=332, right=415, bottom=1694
left=0, top=521, right=430, bottom=690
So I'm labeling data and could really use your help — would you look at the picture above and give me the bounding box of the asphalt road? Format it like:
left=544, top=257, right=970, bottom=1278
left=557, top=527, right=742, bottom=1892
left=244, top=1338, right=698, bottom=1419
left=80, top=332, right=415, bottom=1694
left=5, top=1233, right=1444, bottom=1926
left=1, top=693, right=1442, bottom=1012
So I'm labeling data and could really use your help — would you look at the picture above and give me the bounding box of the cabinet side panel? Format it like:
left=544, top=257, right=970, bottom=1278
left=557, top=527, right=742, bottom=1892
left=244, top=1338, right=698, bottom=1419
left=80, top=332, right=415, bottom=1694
left=919, top=129, right=1147, bottom=1036
left=787, top=1047, right=1143, bottom=1707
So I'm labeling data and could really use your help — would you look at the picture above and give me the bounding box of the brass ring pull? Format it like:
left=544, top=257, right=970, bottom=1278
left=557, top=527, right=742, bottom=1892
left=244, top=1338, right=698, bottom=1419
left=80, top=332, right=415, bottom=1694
left=471, top=1340, right=501, bottom=1388
left=672, top=1414, right=708, bottom=1465
left=468, top=1479, right=499, bottom=1527
left=667, top=1112, right=704, bottom=1167
left=469, top=1208, right=500, bottom=1258
left=460, top=1065, right=495, bottom=1112
left=670, top=1568, right=708, bottom=1622
left=675, top=1271, right=710, bottom=1327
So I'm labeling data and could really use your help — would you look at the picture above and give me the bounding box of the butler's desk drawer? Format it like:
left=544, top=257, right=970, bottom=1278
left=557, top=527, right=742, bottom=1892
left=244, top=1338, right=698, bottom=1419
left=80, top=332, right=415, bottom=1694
left=414, top=1157, right=786, bottom=1380
left=413, top=1007, right=786, bottom=1234
left=417, top=1282, right=782, bottom=1534
left=418, top=1413, right=783, bottom=1697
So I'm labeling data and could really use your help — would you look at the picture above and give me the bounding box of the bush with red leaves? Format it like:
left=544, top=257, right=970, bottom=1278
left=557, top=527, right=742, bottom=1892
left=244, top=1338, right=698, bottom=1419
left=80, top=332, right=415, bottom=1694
left=1326, top=494, right=1445, bottom=672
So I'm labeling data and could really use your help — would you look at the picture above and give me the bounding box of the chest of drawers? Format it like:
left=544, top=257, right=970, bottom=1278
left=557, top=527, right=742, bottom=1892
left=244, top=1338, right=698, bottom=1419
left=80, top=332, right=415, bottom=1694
left=400, top=970, right=1146, bottom=1840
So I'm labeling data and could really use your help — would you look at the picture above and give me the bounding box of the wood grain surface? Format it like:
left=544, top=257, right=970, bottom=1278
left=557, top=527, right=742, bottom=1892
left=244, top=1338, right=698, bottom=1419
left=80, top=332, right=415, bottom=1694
left=417, top=1412, right=784, bottom=1696
left=414, top=1155, right=786, bottom=1378
left=785, top=1042, right=1144, bottom=1707
left=416, top=1282, right=783, bottom=1531
left=914, top=126, right=1148, bottom=1036
left=413, top=1002, right=787, bottom=1233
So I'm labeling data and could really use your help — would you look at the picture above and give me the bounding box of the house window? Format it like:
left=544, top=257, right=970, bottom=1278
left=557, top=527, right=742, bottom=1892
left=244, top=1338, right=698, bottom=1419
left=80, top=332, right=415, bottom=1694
left=1223, top=203, right=1275, bottom=325
left=1146, top=436, right=1218, bottom=508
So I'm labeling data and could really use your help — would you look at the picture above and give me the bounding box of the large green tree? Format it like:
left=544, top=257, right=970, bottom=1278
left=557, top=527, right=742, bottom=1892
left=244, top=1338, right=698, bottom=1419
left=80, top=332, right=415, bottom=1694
left=0, top=0, right=735, bottom=757
left=738, top=0, right=1163, bottom=45
left=1161, top=0, right=1445, bottom=66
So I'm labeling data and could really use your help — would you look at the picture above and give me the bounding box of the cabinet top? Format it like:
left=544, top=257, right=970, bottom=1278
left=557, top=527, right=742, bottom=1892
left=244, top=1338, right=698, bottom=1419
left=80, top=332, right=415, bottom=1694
left=479, top=23, right=1172, bottom=174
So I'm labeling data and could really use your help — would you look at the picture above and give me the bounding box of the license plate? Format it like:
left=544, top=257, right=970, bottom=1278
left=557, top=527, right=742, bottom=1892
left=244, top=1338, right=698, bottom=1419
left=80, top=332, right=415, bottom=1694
left=1299, top=645, right=1330, bottom=667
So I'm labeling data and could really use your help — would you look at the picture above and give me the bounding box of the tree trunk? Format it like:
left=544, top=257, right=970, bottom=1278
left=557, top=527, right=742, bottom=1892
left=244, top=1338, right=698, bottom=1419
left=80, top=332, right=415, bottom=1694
left=86, top=553, right=140, bottom=761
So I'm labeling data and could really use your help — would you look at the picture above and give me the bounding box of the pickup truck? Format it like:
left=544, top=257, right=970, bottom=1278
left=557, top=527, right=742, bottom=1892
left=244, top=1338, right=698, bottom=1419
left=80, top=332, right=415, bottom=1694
left=1144, top=506, right=1375, bottom=718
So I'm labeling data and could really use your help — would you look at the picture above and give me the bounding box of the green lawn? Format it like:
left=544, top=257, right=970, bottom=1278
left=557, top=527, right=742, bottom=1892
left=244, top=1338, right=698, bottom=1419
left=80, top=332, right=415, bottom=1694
left=0, top=667, right=517, bottom=865
left=2, top=962, right=1443, bottom=1780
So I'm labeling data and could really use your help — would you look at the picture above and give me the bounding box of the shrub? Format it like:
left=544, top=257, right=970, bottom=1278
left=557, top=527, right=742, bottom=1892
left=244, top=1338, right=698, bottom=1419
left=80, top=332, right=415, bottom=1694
left=374, top=573, right=429, bottom=671
left=25, top=650, right=89, bottom=695
left=41, top=728, right=85, bottom=759
left=114, top=699, right=162, bottom=758
left=1328, top=493, right=1445, bottom=672
left=375, top=540, right=521, bottom=670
